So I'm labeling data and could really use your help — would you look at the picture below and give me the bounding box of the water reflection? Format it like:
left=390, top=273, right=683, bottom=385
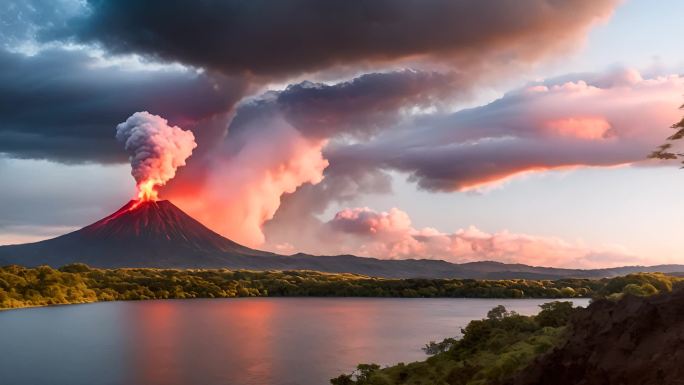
left=0, top=297, right=589, bottom=385
left=125, top=301, right=182, bottom=385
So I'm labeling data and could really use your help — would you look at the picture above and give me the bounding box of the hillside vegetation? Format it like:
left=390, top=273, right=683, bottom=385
left=331, top=302, right=576, bottom=385
left=1, top=264, right=681, bottom=310
left=330, top=272, right=683, bottom=385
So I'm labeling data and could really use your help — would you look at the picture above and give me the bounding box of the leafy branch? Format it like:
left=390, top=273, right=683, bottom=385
left=649, top=104, right=684, bottom=165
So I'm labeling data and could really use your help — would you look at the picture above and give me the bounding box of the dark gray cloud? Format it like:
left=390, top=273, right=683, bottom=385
left=56, top=0, right=618, bottom=77
left=1, top=0, right=620, bottom=165
left=229, top=70, right=466, bottom=141
left=277, top=71, right=468, bottom=139
left=0, top=48, right=249, bottom=162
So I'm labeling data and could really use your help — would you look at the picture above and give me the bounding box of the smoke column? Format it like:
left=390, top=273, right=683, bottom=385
left=116, top=111, right=197, bottom=202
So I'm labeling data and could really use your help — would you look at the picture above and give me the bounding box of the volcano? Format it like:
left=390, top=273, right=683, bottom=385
left=2, top=200, right=684, bottom=278
left=0, top=200, right=274, bottom=268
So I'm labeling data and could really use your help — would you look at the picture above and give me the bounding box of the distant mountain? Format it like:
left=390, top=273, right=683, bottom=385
left=1, top=200, right=682, bottom=279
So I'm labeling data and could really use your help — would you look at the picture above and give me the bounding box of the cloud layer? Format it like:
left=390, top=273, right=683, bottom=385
left=63, top=0, right=618, bottom=77
left=163, top=67, right=684, bottom=261
left=326, top=69, right=684, bottom=191
left=5, top=0, right=682, bottom=269
left=166, top=70, right=458, bottom=246
left=262, top=69, right=684, bottom=261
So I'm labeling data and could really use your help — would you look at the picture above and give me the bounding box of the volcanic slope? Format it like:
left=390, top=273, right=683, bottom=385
left=0, top=200, right=273, bottom=268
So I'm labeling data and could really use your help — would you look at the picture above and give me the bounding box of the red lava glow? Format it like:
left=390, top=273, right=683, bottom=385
left=130, top=179, right=161, bottom=210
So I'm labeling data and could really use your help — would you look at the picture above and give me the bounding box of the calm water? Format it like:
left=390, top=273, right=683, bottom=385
left=0, top=298, right=589, bottom=385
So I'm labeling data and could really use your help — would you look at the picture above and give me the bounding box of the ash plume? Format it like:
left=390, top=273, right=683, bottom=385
left=115, top=111, right=197, bottom=201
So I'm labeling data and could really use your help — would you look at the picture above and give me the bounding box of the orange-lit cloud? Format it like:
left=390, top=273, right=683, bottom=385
left=169, top=116, right=328, bottom=246
left=166, top=70, right=458, bottom=245
left=544, top=117, right=613, bottom=140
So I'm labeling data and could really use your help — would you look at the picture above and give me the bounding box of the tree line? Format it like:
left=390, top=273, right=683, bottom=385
left=0, top=263, right=681, bottom=310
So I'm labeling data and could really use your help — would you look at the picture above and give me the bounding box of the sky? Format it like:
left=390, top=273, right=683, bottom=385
left=1, top=0, right=684, bottom=268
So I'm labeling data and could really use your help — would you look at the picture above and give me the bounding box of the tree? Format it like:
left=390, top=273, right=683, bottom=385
left=623, top=283, right=658, bottom=297
left=355, top=364, right=381, bottom=382
left=330, top=374, right=354, bottom=385
left=649, top=105, right=684, bottom=164
left=487, top=305, right=509, bottom=321
left=536, top=301, right=576, bottom=328
left=559, top=287, right=576, bottom=297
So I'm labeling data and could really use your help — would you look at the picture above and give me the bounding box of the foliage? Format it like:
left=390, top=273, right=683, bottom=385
left=536, top=301, right=576, bottom=328
left=0, top=265, right=681, bottom=310
left=332, top=302, right=581, bottom=385
left=649, top=105, right=684, bottom=165
left=423, top=338, right=458, bottom=355
left=329, top=273, right=684, bottom=385
left=598, top=272, right=682, bottom=300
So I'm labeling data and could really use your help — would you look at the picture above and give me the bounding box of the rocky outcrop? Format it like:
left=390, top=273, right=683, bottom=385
left=506, top=290, right=684, bottom=385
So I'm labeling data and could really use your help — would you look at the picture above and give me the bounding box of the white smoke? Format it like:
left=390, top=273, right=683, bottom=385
left=115, top=111, right=197, bottom=200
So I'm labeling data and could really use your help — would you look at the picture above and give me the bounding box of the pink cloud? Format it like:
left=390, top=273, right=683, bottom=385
left=544, top=117, right=613, bottom=140
left=322, top=207, right=642, bottom=269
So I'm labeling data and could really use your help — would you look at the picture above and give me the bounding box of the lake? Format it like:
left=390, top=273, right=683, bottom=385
left=0, top=298, right=589, bottom=385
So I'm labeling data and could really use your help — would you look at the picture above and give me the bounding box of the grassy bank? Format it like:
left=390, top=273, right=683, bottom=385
left=1, top=264, right=681, bottom=310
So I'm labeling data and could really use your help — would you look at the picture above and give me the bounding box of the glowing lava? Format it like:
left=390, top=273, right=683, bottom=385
left=137, top=179, right=160, bottom=201
left=130, top=180, right=161, bottom=210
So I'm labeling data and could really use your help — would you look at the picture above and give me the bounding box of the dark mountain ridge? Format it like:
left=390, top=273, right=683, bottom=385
left=1, top=200, right=682, bottom=279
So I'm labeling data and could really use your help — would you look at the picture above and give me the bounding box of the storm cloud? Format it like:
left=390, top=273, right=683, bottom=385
left=59, top=0, right=618, bottom=77
left=0, top=48, right=248, bottom=163
left=1, top=0, right=621, bottom=165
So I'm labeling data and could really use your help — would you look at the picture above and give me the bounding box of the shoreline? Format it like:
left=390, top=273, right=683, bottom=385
left=0, top=295, right=592, bottom=312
